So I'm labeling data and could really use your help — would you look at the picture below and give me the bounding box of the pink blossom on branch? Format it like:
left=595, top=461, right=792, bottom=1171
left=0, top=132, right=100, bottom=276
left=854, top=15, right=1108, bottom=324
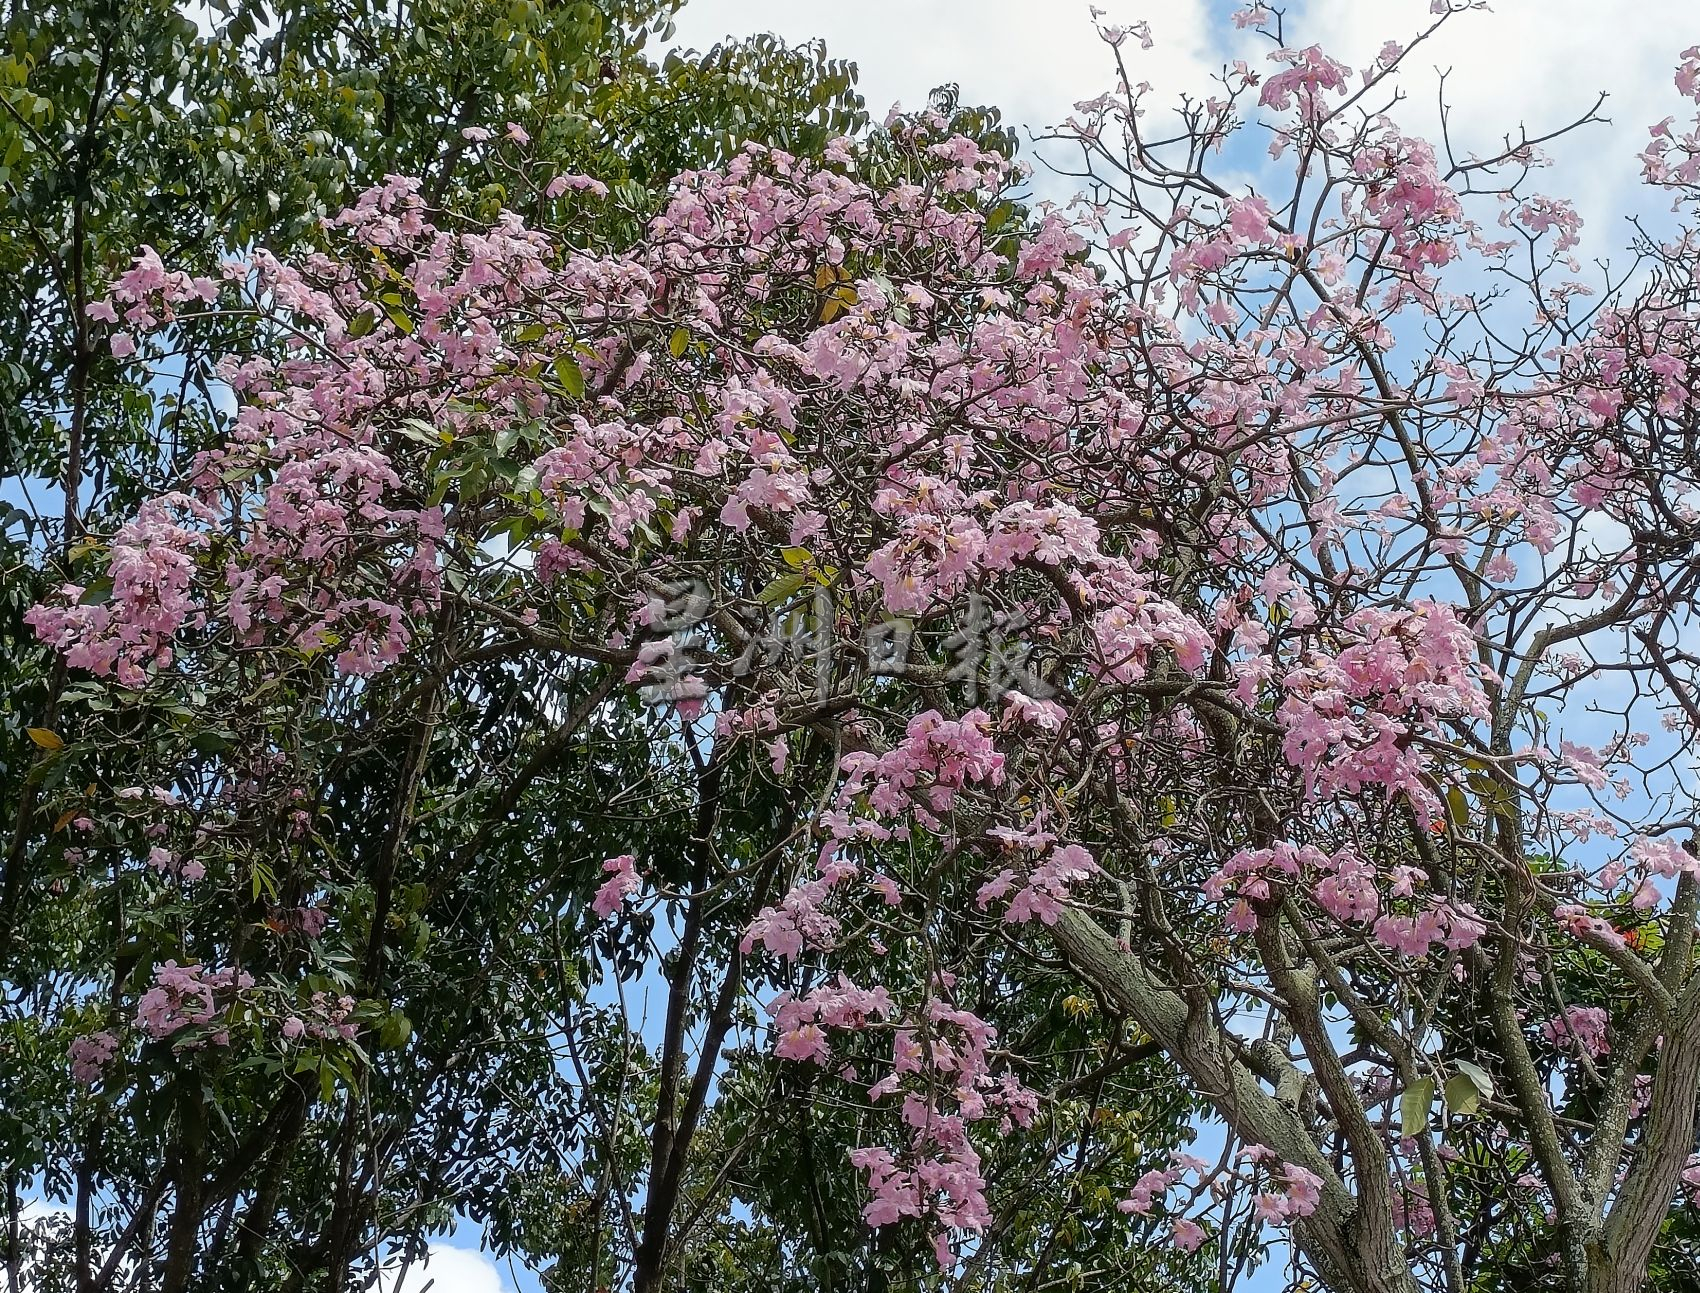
left=591, top=854, right=641, bottom=920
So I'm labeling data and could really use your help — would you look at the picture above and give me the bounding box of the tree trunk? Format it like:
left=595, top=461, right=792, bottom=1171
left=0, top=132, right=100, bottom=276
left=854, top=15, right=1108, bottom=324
left=1050, top=907, right=1421, bottom=1293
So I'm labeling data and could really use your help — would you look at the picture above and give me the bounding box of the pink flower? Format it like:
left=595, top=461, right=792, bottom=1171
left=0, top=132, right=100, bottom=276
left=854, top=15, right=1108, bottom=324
left=775, top=1023, right=830, bottom=1063
left=591, top=854, right=640, bottom=920
left=110, top=332, right=136, bottom=358
left=1119, top=1167, right=1179, bottom=1216
left=1172, top=1218, right=1207, bottom=1251
left=134, top=961, right=249, bottom=1041
left=1259, top=46, right=1349, bottom=115
left=1227, top=195, right=1273, bottom=243
left=545, top=173, right=608, bottom=200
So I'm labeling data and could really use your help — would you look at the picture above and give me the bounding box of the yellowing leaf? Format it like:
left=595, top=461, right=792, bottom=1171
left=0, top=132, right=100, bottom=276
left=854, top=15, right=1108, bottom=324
left=820, top=288, right=856, bottom=322
left=1061, top=994, right=1095, bottom=1021
left=781, top=546, right=813, bottom=569
left=668, top=327, right=690, bottom=358
left=814, top=262, right=857, bottom=323
left=27, top=727, right=64, bottom=750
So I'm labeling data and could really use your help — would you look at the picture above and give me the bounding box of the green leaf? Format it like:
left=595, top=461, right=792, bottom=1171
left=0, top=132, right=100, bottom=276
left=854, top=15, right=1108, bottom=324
left=1445, top=785, right=1470, bottom=832
left=756, top=571, right=808, bottom=606
left=378, top=1010, right=413, bottom=1051
left=1400, top=1076, right=1435, bottom=1137
left=346, top=309, right=377, bottom=338
left=1444, top=1073, right=1483, bottom=1117
left=553, top=355, right=585, bottom=398
left=668, top=326, right=689, bottom=358
left=250, top=858, right=278, bottom=903
left=1453, top=1059, right=1493, bottom=1099
left=399, top=425, right=442, bottom=450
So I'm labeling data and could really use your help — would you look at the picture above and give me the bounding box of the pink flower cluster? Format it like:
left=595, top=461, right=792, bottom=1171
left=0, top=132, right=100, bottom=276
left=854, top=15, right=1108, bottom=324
left=280, top=991, right=359, bottom=1043
left=1247, top=1151, right=1324, bottom=1225
left=1276, top=601, right=1491, bottom=810
left=84, top=243, right=222, bottom=358
left=1641, top=48, right=1700, bottom=194
left=135, top=961, right=252, bottom=1042
left=146, top=846, right=206, bottom=883
left=591, top=854, right=641, bottom=920
left=844, top=996, right=1036, bottom=1268
left=1539, top=1005, right=1610, bottom=1058
left=740, top=854, right=857, bottom=960
left=1117, top=1145, right=1319, bottom=1246
left=977, top=839, right=1100, bottom=926
left=839, top=709, right=1005, bottom=823
left=1204, top=841, right=1483, bottom=958
left=25, top=495, right=216, bottom=687
left=1370, top=903, right=1486, bottom=958
left=68, top=1029, right=120, bottom=1085
left=768, top=975, right=894, bottom=1064
left=1258, top=46, right=1350, bottom=116
left=1117, top=1152, right=1210, bottom=1217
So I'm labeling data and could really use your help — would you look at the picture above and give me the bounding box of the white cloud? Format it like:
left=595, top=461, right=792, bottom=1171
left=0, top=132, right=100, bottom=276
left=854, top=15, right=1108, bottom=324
left=378, top=1244, right=511, bottom=1293
left=672, top=0, right=1696, bottom=257
left=1302, top=0, right=1695, bottom=258
left=670, top=0, right=1224, bottom=151
left=0, top=1212, right=511, bottom=1293
left=1, top=1202, right=80, bottom=1293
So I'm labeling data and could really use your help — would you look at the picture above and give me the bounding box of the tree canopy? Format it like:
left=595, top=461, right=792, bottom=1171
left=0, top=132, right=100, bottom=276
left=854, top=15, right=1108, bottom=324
left=8, top=3, right=1700, bottom=1293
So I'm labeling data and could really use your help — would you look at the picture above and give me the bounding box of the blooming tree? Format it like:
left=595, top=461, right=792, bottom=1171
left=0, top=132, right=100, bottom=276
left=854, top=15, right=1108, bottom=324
left=20, top=4, right=1700, bottom=1289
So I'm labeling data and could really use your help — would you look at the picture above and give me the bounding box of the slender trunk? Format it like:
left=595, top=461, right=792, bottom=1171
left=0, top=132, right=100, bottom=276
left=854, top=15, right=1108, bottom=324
left=234, top=1089, right=311, bottom=1270
left=0, top=19, right=113, bottom=962
left=631, top=758, right=724, bottom=1293
left=75, top=1119, right=103, bottom=1293
left=93, top=1168, right=170, bottom=1291
left=160, top=1084, right=208, bottom=1293
left=320, top=1079, right=368, bottom=1293
left=1588, top=980, right=1700, bottom=1292
left=6, top=1169, right=22, bottom=1292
